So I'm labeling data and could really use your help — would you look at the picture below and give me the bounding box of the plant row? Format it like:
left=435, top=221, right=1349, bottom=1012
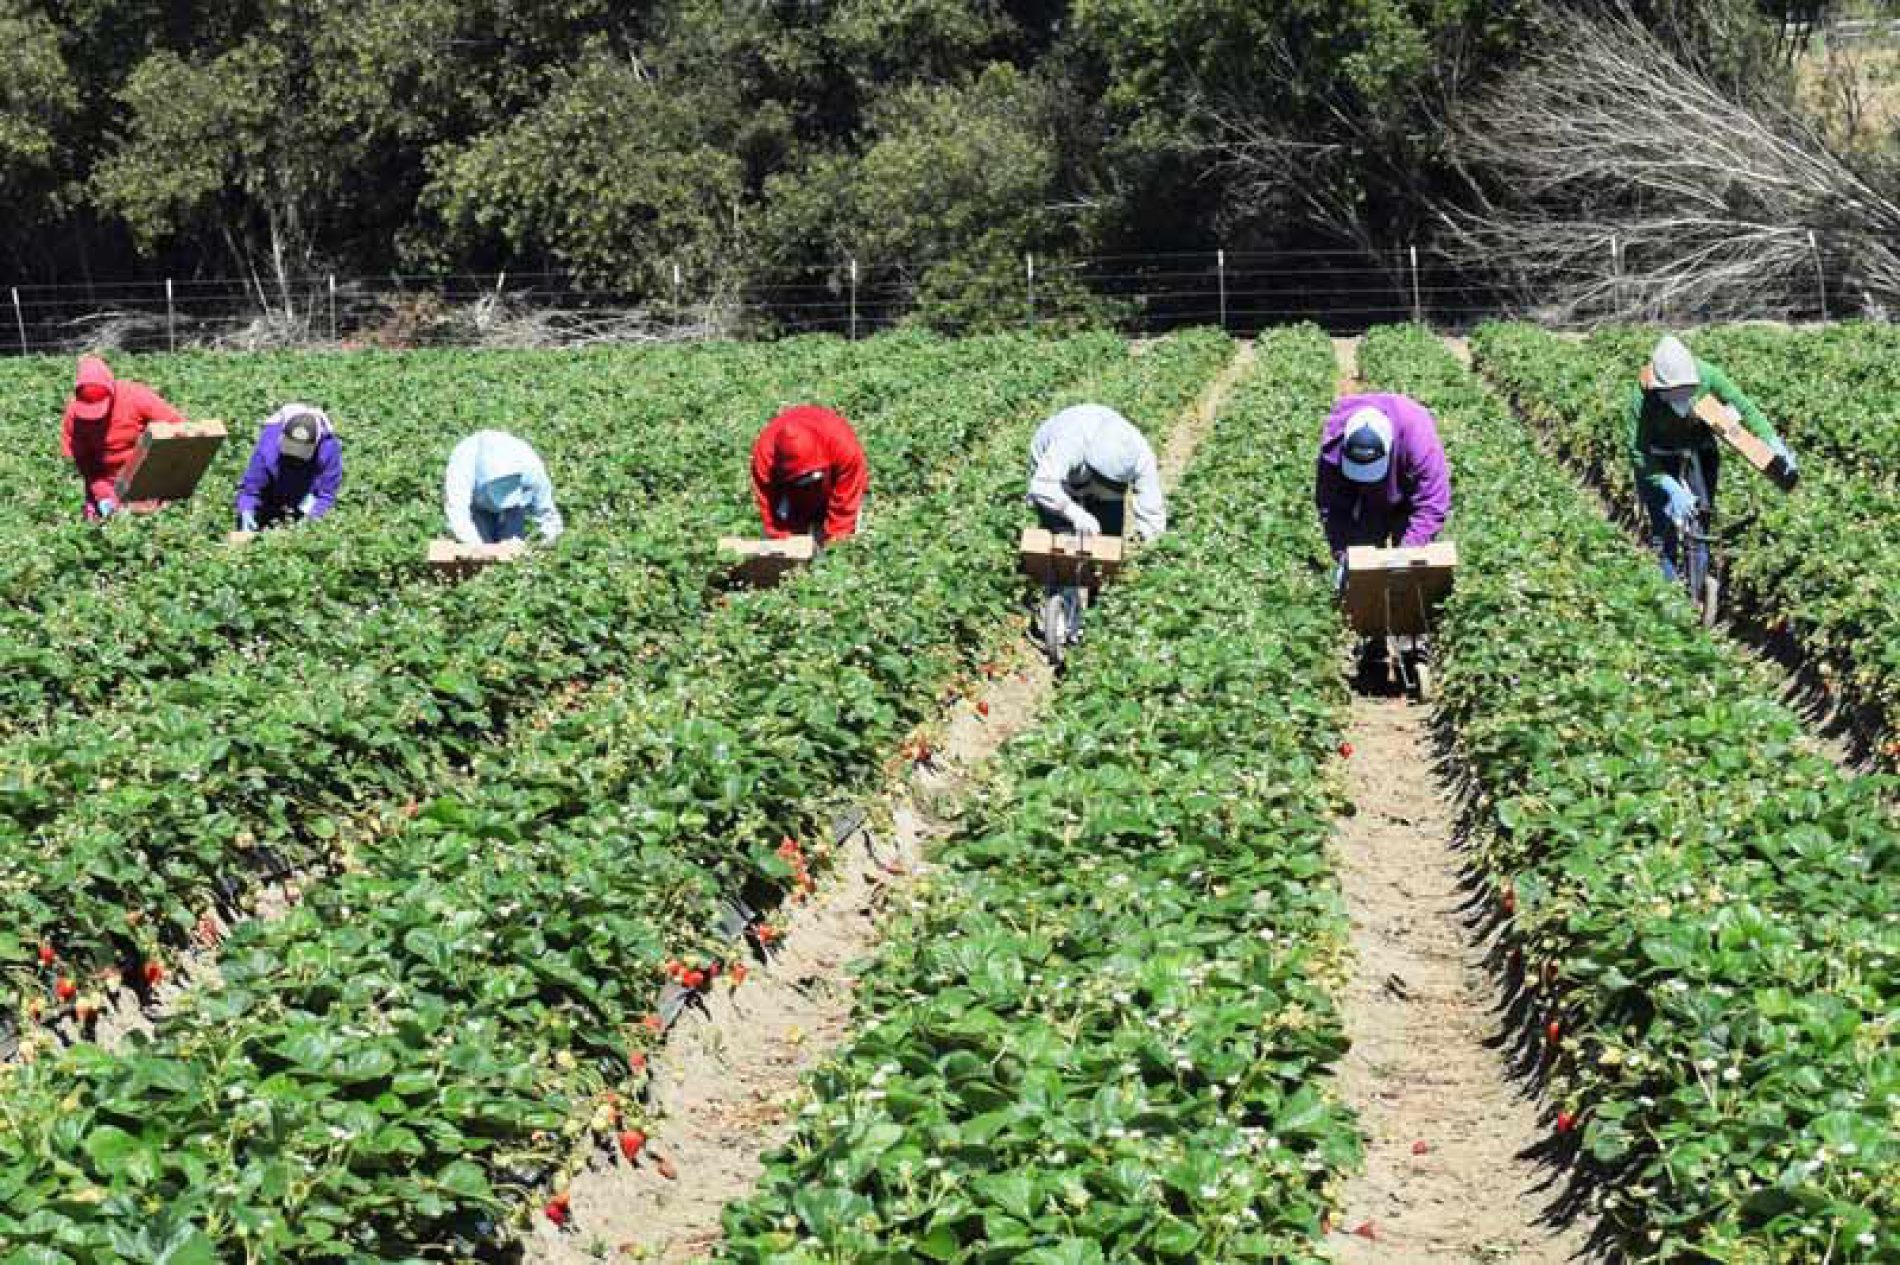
left=1472, top=321, right=1900, bottom=759
left=719, top=325, right=1358, bottom=1264
left=0, top=331, right=1236, bottom=1260
left=1363, top=323, right=1899, bottom=1263
left=1, top=333, right=1125, bottom=1030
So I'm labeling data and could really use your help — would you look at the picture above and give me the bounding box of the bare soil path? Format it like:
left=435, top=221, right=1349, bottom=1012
left=525, top=340, right=1258, bottom=1263
left=1329, top=338, right=1591, bottom=1263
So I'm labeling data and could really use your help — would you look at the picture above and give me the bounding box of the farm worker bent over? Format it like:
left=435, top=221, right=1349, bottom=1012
left=1631, top=335, right=1794, bottom=582
left=444, top=430, right=563, bottom=545
left=1315, top=393, right=1452, bottom=574
left=1025, top=404, right=1166, bottom=541
left=235, top=405, right=343, bottom=531
left=750, top=405, right=868, bottom=542
left=59, top=354, right=186, bottom=520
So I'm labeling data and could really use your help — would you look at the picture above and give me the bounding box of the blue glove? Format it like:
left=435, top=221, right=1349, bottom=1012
left=1769, top=436, right=1797, bottom=474
left=1332, top=560, right=1347, bottom=594
left=1659, top=477, right=1697, bottom=524
left=95, top=498, right=116, bottom=520
left=238, top=509, right=258, bottom=532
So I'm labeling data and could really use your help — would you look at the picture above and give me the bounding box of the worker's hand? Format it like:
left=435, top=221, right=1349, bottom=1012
left=298, top=494, right=318, bottom=519
left=1067, top=506, right=1102, bottom=538
left=1332, top=560, right=1347, bottom=594
left=1769, top=436, right=1798, bottom=475
left=238, top=509, right=259, bottom=533
left=1660, top=477, right=1698, bottom=525
left=94, top=498, right=116, bottom=520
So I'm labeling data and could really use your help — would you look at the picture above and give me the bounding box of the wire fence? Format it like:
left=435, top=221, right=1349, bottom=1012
left=0, top=242, right=1855, bottom=358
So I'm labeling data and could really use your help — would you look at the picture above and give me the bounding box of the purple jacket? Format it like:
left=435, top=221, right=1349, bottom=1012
left=1315, top=393, right=1451, bottom=558
left=235, top=407, right=344, bottom=520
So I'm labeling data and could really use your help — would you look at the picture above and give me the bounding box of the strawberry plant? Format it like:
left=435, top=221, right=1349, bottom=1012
left=720, top=326, right=1360, bottom=1263
left=0, top=331, right=1234, bottom=1257
left=1363, top=323, right=1899, bottom=1263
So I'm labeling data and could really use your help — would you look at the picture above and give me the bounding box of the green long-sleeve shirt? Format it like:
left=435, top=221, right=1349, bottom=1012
left=1627, top=359, right=1782, bottom=493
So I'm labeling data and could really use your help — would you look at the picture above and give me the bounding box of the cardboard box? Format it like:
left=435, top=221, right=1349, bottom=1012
left=718, top=535, right=816, bottom=588
left=1342, top=541, right=1458, bottom=636
left=1693, top=396, right=1798, bottom=491
left=1018, top=528, right=1125, bottom=586
left=114, top=420, right=227, bottom=503
left=427, top=538, right=525, bottom=579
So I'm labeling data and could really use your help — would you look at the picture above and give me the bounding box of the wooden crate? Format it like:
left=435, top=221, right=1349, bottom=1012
left=718, top=535, right=816, bottom=588
left=1018, top=527, right=1125, bottom=586
left=1693, top=396, right=1798, bottom=491
left=114, top=420, right=228, bottom=503
left=1342, top=541, right=1458, bottom=636
left=427, top=538, right=525, bottom=579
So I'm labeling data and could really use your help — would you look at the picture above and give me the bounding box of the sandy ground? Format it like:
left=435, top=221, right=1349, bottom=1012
left=1329, top=697, right=1592, bottom=1263
left=523, top=342, right=1259, bottom=1261
left=1329, top=336, right=1591, bottom=1262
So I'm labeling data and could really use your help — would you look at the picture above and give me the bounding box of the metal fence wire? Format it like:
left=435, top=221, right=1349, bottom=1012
left=0, top=241, right=1854, bottom=357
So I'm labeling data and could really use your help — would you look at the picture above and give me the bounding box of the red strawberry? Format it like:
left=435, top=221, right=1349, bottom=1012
left=627, top=1051, right=648, bottom=1074
left=1556, top=1110, right=1577, bottom=1134
left=662, top=958, right=681, bottom=979
left=1545, top=1019, right=1562, bottom=1047
left=1501, top=883, right=1517, bottom=916
left=1411, top=1139, right=1430, bottom=1155
left=36, top=942, right=55, bottom=967
left=682, top=969, right=706, bottom=991
left=54, top=977, right=75, bottom=1003
left=705, top=961, right=721, bottom=979
left=142, top=961, right=164, bottom=987
left=976, top=700, right=990, bottom=717
left=730, top=963, right=749, bottom=986
left=756, top=924, right=780, bottom=945
left=618, top=1130, right=646, bottom=1162
left=1339, top=741, right=1354, bottom=758
left=1352, top=1221, right=1378, bottom=1241
left=642, top=1013, right=663, bottom=1034
left=544, top=1192, right=570, bottom=1226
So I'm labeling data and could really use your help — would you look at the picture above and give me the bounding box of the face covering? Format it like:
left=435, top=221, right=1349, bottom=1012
left=1665, top=388, right=1696, bottom=418
left=478, top=472, right=527, bottom=511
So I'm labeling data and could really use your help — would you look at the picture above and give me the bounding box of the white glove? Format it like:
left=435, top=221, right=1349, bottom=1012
left=1066, top=505, right=1102, bottom=537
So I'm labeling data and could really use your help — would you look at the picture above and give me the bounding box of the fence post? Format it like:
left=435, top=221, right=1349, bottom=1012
left=671, top=260, right=683, bottom=311
left=166, top=278, right=176, bottom=352
left=849, top=257, right=859, bottom=340
left=1409, top=245, right=1422, bottom=325
left=10, top=287, right=25, bottom=356
left=1217, top=248, right=1228, bottom=331
left=1809, top=230, right=1829, bottom=321
left=329, top=274, right=338, bottom=341
left=1026, top=253, right=1036, bottom=330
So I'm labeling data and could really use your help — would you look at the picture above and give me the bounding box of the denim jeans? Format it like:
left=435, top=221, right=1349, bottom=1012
left=1638, top=444, right=1719, bottom=583
left=473, top=506, right=528, bottom=543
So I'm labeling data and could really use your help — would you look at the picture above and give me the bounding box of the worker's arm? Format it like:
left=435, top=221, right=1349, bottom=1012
left=1627, top=385, right=1669, bottom=494
left=127, top=383, right=185, bottom=427
left=1702, top=361, right=1783, bottom=448
left=1128, top=440, right=1166, bottom=541
left=1399, top=415, right=1451, bottom=547
left=234, top=437, right=272, bottom=517
left=750, top=430, right=788, bottom=539
left=1026, top=432, right=1088, bottom=526
left=824, top=448, right=868, bottom=540
left=527, top=461, right=563, bottom=543
left=303, top=438, right=344, bottom=519
left=443, top=443, right=483, bottom=545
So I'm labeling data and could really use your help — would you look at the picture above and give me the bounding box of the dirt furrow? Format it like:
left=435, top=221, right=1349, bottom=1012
left=1330, top=336, right=1588, bottom=1262
left=524, top=342, right=1258, bottom=1262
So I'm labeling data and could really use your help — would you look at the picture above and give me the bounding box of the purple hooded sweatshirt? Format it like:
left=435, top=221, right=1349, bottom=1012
left=1315, top=392, right=1451, bottom=559
left=235, top=405, right=344, bottom=521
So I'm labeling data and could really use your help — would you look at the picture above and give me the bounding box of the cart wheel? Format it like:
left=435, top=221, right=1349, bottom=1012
left=1041, top=590, right=1068, bottom=669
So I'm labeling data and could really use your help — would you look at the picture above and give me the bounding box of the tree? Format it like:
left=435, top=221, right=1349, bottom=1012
left=0, top=1, right=78, bottom=267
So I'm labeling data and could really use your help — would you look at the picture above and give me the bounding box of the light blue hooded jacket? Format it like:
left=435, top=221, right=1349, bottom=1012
left=444, top=430, right=563, bottom=545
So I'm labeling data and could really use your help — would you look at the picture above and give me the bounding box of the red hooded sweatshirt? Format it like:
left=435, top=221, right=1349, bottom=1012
left=750, top=405, right=868, bottom=541
left=60, top=355, right=186, bottom=509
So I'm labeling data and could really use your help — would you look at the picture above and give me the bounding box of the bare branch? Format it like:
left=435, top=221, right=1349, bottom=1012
left=1438, top=5, right=1900, bottom=323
